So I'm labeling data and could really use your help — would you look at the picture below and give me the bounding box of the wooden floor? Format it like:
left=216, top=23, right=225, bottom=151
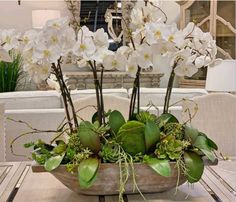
left=0, top=160, right=235, bottom=202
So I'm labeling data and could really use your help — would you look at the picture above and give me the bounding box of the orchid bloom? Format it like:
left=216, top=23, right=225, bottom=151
left=0, top=46, right=12, bottom=62
left=135, top=43, right=153, bottom=69
left=103, top=53, right=127, bottom=71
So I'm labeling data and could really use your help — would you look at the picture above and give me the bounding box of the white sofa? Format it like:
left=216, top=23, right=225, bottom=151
left=0, top=88, right=208, bottom=161
left=1, top=89, right=129, bottom=161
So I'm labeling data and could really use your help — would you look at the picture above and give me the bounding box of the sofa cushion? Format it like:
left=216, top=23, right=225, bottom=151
left=68, top=88, right=129, bottom=101
left=128, top=88, right=208, bottom=107
left=5, top=108, right=65, bottom=161
left=0, top=91, right=61, bottom=110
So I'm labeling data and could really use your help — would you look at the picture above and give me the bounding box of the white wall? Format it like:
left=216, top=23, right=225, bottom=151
left=0, top=0, right=69, bottom=31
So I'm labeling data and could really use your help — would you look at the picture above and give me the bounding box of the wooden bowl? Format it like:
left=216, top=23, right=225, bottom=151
left=32, top=162, right=186, bottom=195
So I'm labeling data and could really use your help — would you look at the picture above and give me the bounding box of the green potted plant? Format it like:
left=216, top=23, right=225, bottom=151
left=8, top=1, right=219, bottom=201
left=0, top=53, right=24, bottom=92
left=0, top=31, right=24, bottom=92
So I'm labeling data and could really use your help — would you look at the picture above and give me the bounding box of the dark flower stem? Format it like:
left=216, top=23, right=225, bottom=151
left=57, top=59, right=79, bottom=128
left=100, top=65, right=106, bottom=124
left=52, top=63, right=73, bottom=133
left=163, top=62, right=178, bottom=114
left=129, top=66, right=141, bottom=120
left=88, top=61, right=103, bottom=125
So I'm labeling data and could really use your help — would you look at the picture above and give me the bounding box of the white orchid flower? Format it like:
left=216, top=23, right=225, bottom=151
left=0, top=46, right=12, bottom=62
left=44, top=17, right=69, bottom=31
left=93, top=28, right=109, bottom=48
left=47, top=74, right=65, bottom=93
left=24, top=61, right=51, bottom=83
left=126, top=55, right=138, bottom=78
left=152, top=53, right=172, bottom=73
left=77, top=26, right=94, bottom=41
left=60, top=27, right=76, bottom=55
left=21, top=30, right=38, bottom=51
left=145, top=22, right=165, bottom=44
left=171, top=49, right=198, bottom=77
left=130, top=2, right=163, bottom=31
left=183, top=22, right=203, bottom=39
left=0, top=29, right=20, bottom=51
left=33, top=43, right=61, bottom=63
left=135, top=43, right=153, bottom=69
left=195, top=55, right=209, bottom=68
left=174, top=61, right=198, bottom=77
left=151, top=39, right=176, bottom=55
left=73, top=37, right=96, bottom=60
left=91, top=48, right=113, bottom=64
left=117, top=46, right=133, bottom=57
left=103, top=53, right=127, bottom=71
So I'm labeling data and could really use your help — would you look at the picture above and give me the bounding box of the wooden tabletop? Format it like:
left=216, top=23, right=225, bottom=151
left=0, top=160, right=235, bottom=202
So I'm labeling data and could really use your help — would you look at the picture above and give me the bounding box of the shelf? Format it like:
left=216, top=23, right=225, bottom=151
left=179, top=78, right=206, bottom=89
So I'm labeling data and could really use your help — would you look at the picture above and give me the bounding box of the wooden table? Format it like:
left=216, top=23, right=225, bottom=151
left=0, top=160, right=235, bottom=202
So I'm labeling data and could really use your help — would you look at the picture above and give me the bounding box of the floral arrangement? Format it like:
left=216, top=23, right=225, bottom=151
left=5, top=1, right=219, bottom=201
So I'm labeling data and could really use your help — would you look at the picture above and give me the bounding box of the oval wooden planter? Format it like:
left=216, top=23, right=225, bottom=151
left=32, top=162, right=186, bottom=195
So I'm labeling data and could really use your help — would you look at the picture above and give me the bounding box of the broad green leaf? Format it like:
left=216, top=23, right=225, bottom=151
left=144, top=156, right=171, bottom=177
left=156, top=113, right=179, bottom=129
left=44, top=153, right=65, bottom=171
left=144, top=120, right=160, bottom=152
left=109, top=110, right=126, bottom=134
left=79, top=172, right=98, bottom=189
left=78, top=121, right=101, bottom=153
left=193, top=135, right=216, bottom=162
left=91, top=111, right=98, bottom=123
left=184, top=152, right=204, bottom=183
left=78, top=158, right=99, bottom=185
left=117, top=121, right=145, bottom=155
left=184, top=125, right=199, bottom=143
left=207, top=138, right=218, bottom=151
left=199, top=132, right=218, bottom=150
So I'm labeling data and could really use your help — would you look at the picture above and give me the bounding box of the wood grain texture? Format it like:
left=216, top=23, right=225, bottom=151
left=0, top=162, right=26, bottom=201
left=13, top=169, right=98, bottom=202
left=209, top=159, right=236, bottom=190
left=32, top=162, right=186, bottom=195
left=201, top=160, right=236, bottom=202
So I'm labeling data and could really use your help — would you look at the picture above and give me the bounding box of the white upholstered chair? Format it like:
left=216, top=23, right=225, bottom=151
left=0, top=103, right=5, bottom=161
left=73, top=94, right=130, bottom=122
left=182, top=93, right=236, bottom=156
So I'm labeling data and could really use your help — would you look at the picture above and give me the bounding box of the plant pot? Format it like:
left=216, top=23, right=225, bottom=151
left=32, top=162, right=186, bottom=195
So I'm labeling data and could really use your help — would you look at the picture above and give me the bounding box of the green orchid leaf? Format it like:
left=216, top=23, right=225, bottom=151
left=207, top=138, right=218, bottom=151
left=156, top=113, right=179, bottom=129
left=44, top=153, right=65, bottom=171
left=91, top=111, right=99, bottom=123
left=144, top=120, right=160, bottom=152
left=193, top=135, right=216, bottom=162
left=199, top=132, right=218, bottom=150
left=144, top=156, right=171, bottom=177
left=79, top=172, right=98, bottom=189
left=184, top=125, right=199, bottom=143
left=78, top=158, right=99, bottom=185
left=109, top=110, right=126, bottom=134
left=117, top=121, right=146, bottom=155
left=184, top=151, right=204, bottom=183
left=78, top=121, right=101, bottom=153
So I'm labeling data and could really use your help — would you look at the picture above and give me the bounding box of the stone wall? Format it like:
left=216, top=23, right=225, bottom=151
left=65, top=71, right=163, bottom=90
